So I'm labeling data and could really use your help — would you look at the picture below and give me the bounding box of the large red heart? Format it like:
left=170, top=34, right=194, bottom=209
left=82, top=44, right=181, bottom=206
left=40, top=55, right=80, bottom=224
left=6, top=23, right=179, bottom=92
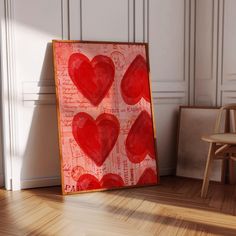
left=68, top=53, right=115, bottom=106
left=137, top=168, right=157, bottom=185
left=76, top=174, right=101, bottom=191
left=126, top=110, right=156, bottom=163
left=72, top=112, right=120, bottom=166
left=77, top=173, right=124, bottom=191
left=100, top=173, right=124, bottom=188
left=121, top=55, right=151, bottom=105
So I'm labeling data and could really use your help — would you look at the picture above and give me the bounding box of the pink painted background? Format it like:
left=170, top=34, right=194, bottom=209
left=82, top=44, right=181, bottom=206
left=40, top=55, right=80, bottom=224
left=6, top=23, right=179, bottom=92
left=53, top=41, right=158, bottom=194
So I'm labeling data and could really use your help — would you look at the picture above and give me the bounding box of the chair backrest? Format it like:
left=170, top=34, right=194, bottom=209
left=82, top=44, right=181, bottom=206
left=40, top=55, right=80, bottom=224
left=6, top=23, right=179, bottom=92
left=214, top=104, right=236, bottom=133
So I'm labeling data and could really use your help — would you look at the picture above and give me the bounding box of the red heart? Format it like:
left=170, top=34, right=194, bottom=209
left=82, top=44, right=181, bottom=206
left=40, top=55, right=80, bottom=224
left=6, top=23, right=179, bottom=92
left=126, top=110, right=156, bottom=163
left=121, top=55, right=151, bottom=105
left=77, top=174, right=101, bottom=191
left=72, top=112, right=120, bottom=166
left=77, top=173, right=124, bottom=191
left=68, top=53, right=115, bottom=106
left=100, top=173, right=124, bottom=188
left=137, top=168, right=157, bottom=185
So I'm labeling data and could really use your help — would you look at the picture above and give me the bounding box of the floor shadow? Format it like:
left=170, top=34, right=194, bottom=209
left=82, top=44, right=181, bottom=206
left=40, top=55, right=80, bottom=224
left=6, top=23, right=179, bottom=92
left=23, top=177, right=236, bottom=236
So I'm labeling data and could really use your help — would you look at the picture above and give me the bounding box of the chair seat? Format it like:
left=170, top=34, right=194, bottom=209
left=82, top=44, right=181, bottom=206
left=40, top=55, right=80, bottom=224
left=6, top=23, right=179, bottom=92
left=202, top=133, right=236, bottom=144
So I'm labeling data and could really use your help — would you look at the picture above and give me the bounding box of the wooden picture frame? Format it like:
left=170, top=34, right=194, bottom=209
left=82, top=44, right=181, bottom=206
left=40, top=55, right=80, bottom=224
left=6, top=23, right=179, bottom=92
left=52, top=40, right=159, bottom=194
left=176, top=106, right=222, bottom=182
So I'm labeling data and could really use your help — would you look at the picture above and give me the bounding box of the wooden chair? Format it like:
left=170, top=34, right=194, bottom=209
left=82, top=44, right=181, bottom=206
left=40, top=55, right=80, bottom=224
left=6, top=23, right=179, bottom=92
left=201, top=104, right=236, bottom=198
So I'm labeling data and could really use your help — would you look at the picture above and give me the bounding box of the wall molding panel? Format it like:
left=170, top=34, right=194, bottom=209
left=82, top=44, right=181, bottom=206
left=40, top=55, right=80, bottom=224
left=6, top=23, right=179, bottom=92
left=221, top=0, right=236, bottom=82
left=69, top=0, right=82, bottom=40
left=134, top=0, right=145, bottom=42
left=69, top=0, right=134, bottom=41
left=148, top=0, right=191, bottom=106
left=217, top=0, right=224, bottom=105
left=153, top=98, right=186, bottom=106
left=149, top=0, right=188, bottom=82
left=194, top=0, right=236, bottom=107
left=128, top=0, right=135, bottom=42
left=22, top=81, right=56, bottom=105
left=81, top=0, right=133, bottom=42
left=188, top=0, right=196, bottom=105
left=194, top=0, right=219, bottom=106
left=61, top=0, right=69, bottom=39
left=218, top=0, right=236, bottom=105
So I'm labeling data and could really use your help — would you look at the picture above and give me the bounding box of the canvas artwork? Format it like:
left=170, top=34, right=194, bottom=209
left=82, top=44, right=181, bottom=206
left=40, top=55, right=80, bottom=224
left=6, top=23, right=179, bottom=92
left=176, top=107, right=222, bottom=181
left=52, top=40, right=158, bottom=194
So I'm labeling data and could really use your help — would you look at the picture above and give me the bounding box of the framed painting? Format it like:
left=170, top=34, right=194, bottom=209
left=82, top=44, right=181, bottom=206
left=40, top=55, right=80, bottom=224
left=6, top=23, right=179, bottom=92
left=176, top=106, right=222, bottom=182
left=52, top=40, right=159, bottom=194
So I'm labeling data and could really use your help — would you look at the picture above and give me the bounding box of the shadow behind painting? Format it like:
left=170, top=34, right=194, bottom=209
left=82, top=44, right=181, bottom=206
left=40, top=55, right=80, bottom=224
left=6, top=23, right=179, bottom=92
left=20, top=43, right=61, bottom=189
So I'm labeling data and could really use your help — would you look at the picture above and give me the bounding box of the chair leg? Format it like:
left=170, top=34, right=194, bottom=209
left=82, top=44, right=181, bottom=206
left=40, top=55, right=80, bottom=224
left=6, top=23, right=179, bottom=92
left=201, top=143, right=215, bottom=198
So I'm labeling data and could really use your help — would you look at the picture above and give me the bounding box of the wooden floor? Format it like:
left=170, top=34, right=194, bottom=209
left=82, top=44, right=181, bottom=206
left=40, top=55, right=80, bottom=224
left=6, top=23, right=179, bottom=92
left=1, top=177, right=236, bottom=236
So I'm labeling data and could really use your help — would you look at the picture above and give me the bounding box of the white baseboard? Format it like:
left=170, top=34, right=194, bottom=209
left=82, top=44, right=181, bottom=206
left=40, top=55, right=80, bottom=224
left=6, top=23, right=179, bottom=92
left=159, top=167, right=176, bottom=176
left=19, top=168, right=175, bottom=190
left=21, top=176, right=61, bottom=189
left=0, top=173, right=4, bottom=187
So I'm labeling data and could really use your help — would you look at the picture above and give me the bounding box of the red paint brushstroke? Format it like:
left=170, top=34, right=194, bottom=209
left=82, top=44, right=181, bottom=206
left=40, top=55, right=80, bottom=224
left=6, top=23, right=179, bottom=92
left=100, top=173, right=124, bottom=188
left=126, top=110, right=155, bottom=163
left=77, top=173, right=124, bottom=191
left=121, top=55, right=150, bottom=105
left=77, top=174, right=101, bottom=191
left=72, top=112, right=120, bottom=166
left=68, top=53, right=115, bottom=106
left=137, top=168, right=157, bottom=185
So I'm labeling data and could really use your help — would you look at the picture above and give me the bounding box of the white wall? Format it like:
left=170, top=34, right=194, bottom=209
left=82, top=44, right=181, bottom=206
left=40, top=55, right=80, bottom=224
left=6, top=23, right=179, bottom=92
left=194, top=0, right=218, bottom=105
left=0, top=0, right=235, bottom=190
